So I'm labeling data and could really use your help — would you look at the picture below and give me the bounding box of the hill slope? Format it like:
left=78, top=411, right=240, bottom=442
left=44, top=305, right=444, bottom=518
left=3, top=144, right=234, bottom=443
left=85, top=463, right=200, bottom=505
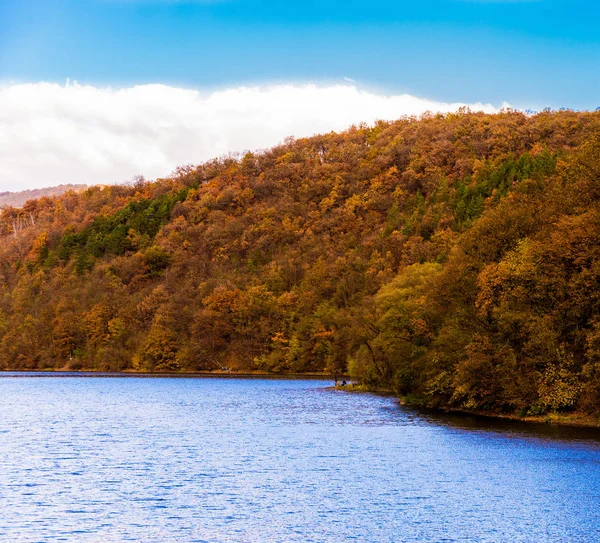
left=0, top=185, right=88, bottom=209
left=1, top=110, right=600, bottom=418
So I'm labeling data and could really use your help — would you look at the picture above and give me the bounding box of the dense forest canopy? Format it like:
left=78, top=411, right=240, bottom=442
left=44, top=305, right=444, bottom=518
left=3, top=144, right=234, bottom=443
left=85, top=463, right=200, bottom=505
left=2, top=109, right=600, bottom=417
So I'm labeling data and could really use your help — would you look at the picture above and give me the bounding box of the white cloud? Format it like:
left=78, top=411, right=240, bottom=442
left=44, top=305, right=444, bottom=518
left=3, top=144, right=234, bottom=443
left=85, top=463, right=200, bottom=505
left=0, top=82, right=509, bottom=191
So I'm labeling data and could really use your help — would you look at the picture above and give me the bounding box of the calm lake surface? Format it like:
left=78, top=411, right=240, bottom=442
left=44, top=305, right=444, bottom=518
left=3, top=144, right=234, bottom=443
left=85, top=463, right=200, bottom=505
left=0, top=376, right=599, bottom=543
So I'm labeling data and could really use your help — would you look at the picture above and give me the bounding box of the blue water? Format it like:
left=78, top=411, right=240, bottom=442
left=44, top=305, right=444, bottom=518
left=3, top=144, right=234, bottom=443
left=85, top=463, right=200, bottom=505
left=0, top=377, right=599, bottom=543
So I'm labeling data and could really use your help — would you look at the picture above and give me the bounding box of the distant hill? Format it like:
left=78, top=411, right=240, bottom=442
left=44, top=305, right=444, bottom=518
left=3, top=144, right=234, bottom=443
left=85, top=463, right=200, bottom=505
left=0, top=184, right=89, bottom=208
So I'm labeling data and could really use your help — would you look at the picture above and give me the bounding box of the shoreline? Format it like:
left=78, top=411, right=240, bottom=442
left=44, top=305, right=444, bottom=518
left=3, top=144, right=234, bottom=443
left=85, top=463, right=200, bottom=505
left=334, top=383, right=600, bottom=430
left=0, top=370, right=337, bottom=380
left=427, top=404, right=600, bottom=430
left=5, top=370, right=599, bottom=430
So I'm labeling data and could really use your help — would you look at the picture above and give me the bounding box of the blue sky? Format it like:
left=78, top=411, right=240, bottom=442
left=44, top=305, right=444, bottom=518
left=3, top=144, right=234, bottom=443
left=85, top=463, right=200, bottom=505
left=1, top=0, right=599, bottom=190
left=2, top=0, right=599, bottom=109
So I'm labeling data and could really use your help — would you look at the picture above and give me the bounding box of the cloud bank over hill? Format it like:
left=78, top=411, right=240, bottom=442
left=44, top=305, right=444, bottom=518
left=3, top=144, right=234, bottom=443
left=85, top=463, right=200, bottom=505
left=0, top=82, right=508, bottom=191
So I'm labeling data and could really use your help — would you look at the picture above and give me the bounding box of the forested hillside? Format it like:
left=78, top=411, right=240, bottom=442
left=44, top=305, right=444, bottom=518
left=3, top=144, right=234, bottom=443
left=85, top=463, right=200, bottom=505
left=2, top=109, right=600, bottom=417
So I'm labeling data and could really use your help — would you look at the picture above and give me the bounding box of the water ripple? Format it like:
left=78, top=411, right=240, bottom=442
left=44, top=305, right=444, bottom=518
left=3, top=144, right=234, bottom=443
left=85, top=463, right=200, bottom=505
left=0, top=377, right=599, bottom=542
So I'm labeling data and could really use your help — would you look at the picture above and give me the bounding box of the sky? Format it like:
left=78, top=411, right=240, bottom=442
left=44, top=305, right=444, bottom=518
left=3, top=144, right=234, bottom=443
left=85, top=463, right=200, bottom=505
left=0, top=0, right=599, bottom=191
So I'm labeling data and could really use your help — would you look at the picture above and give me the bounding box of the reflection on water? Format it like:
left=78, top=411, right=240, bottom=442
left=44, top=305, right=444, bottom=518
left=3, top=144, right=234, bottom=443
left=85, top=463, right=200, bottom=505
left=0, top=376, right=598, bottom=543
left=406, top=403, right=600, bottom=445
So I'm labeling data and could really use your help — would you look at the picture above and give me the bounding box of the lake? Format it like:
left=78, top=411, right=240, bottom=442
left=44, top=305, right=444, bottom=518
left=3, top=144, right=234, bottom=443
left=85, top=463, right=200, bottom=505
left=0, top=376, right=599, bottom=543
